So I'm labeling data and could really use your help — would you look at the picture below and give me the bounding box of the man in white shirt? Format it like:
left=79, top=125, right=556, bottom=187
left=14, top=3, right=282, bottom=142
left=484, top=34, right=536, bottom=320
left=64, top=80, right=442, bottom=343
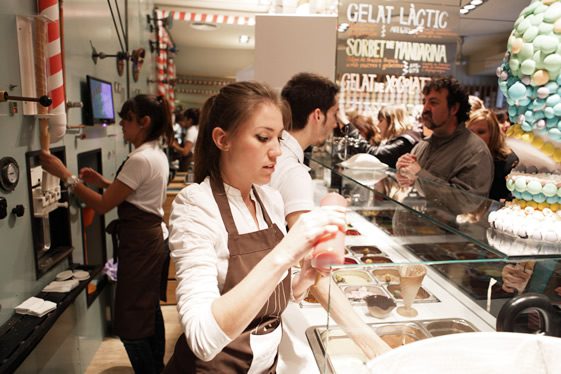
left=272, top=73, right=390, bottom=372
left=270, top=73, right=340, bottom=373
left=270, top=72, right=340, bottom=228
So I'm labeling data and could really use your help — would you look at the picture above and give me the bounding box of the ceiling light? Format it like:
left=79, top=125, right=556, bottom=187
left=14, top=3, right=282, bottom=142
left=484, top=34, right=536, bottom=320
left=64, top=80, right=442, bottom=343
left=470, top=0, right=483, bottom=5
left=190, top=22, right=218, bottom=31
left=464, top=4, right=476, bottom=10
left=239, top=35, right=250, bottom=44
left=460, top=8, right=469, bottom=14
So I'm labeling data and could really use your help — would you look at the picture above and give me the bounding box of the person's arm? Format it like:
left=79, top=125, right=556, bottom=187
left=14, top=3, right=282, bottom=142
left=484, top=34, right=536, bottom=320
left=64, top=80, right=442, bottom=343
left=214, top=208, right=344, bottom=338
left=169, top=187, right=345, bottom=361
left=287, top=210, right=391, bottom=358
left=173, top=140, right=194, bottom=156
left=363, top=137, right=415, bottom=168
left=71, top=180, right=132, bottom=214
left=79, top=167, right=112, bottom=189
left=40, top=151, right=132, bottom=214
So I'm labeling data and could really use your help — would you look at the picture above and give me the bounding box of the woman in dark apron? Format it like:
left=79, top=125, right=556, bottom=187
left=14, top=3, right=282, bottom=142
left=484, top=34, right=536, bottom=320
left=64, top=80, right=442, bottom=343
left=165, top=81, right=345, bottom=373
left=41, top=94, right=174, bottom=374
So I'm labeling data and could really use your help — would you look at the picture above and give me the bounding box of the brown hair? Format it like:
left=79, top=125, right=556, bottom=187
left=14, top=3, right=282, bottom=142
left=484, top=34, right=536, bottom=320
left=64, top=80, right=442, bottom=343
left=467, top=108, right=511, bottom=158
left=184, top=107, right=200, bottom=125
left=422, top=77, right=471, bottom=124
left=194, top=81, right=286, bottom=183
left=119, top=94, right=174, bottom=145
left=281, top=72, right=339, bottom=131
left=469, top=95, right=485, bottom=113
left=376, top=105, right=413, bottom=141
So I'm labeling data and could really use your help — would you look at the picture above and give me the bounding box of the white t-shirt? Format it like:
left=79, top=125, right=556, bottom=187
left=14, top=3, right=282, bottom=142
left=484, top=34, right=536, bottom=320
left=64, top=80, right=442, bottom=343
left=269, top=130, right=315, bottom=216
left=269, top=131, right=319, bottom=373
left=117, top=140, right=169, bottom=219
left=169, top=178, right=288, bottom=368
left=185, top=125, right=199, bottom=153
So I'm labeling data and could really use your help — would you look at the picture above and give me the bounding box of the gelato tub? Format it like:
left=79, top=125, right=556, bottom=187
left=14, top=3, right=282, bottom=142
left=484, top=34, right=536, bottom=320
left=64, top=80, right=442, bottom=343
left=333, top=269, right=374, bottom=286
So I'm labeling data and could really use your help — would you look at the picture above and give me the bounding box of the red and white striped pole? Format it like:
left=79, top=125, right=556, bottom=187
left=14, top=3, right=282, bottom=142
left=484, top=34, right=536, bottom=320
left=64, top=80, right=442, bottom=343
left=156, top=9, right=167, bottom=99
left=37, top=0, right=66, bottom=143
left=167, top=54, right=176, bottom=113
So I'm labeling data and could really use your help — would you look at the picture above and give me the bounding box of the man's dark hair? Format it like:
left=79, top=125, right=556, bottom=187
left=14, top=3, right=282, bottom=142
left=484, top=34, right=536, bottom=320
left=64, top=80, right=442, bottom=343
left=422, top=77, right=471, bottom=124
left=184, top=107, right=200, bottom=125
left=281, top=72, right=339, bottom=131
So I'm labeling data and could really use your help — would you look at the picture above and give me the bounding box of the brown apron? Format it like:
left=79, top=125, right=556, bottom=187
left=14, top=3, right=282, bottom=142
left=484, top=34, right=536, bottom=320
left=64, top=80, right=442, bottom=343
left=112, top=201, right=167, bottom=340
left=165, top=178, right=290, bottom=373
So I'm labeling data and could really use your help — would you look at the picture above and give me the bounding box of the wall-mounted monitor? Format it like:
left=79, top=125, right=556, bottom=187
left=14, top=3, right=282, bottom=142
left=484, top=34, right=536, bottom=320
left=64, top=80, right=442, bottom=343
left=85, top=75, right=115, bottom=125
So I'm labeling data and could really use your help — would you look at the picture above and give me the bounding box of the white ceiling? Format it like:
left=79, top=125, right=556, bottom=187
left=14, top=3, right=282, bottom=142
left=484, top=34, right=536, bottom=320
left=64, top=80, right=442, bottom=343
left=155, top=0, right=531, bottom=103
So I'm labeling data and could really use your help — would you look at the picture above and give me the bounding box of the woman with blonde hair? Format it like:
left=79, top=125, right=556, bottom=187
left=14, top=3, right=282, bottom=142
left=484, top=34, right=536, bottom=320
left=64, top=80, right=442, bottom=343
left=356, top=105, right=421, bottom=168
left=467, top=108, right=519, bottom=201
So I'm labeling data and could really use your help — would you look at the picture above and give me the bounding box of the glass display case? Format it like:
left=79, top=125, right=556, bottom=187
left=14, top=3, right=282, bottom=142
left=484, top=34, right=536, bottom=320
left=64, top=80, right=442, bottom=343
left=303, top=149, right=561, bottom=373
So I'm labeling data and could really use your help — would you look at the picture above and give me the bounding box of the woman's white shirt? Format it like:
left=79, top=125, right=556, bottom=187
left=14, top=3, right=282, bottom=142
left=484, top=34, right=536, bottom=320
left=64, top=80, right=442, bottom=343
left=116, top=140, right=169, bottom=237
left=168, top=177, right=287, bottom=363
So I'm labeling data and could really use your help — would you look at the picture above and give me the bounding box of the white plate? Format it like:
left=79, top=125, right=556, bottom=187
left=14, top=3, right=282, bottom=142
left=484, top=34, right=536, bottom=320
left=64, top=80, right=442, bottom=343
left=73, top=270, right=90, bottom=281
left=56, top=270, right=73, bottom=281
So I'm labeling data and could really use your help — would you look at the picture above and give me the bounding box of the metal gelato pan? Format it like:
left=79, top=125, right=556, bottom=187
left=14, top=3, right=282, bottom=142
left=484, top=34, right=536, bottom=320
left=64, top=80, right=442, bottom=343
left=306, top=319, right=478, bottom=373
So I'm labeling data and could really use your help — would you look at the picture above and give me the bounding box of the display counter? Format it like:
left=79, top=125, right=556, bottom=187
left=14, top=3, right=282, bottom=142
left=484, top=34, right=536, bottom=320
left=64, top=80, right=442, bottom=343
left=287, top=151, right=561, bottom=373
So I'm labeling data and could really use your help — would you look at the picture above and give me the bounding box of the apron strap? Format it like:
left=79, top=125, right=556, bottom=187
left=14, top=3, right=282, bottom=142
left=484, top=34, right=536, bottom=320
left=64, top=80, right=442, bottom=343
left=210, top=177, right=239, bottom=235
left=251, top=185, right=273, bottom=227
left=210, top=177, right=272, bottom=236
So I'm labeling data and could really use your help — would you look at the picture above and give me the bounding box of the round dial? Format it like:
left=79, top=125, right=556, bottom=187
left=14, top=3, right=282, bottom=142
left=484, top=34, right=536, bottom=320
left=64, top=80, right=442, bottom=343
left=0, top=157, right=20, bottom=192
left=6, top=163, right=18, bottom=183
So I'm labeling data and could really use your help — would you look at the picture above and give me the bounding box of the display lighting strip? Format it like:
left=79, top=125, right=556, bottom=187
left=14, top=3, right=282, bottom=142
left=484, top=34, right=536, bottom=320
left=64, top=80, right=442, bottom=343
left=176, top=88, right=221, bottom=96
left=175, top=76, right=235, bottom=87
left=460, top=0, right=485, bottom=15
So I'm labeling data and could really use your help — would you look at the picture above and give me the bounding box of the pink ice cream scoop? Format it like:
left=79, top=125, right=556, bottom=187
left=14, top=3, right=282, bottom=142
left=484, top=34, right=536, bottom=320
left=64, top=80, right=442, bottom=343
left=311, top=192, right=347, bottom=270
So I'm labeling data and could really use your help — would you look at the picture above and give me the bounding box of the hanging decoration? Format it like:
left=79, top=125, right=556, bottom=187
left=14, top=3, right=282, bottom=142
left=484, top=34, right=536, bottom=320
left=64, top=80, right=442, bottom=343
left=37, top=0, right=67, bottom=145
left=90, top=1, right=146, bottom=84
left=149, top=8, right=176, bottom=113
left=160, top=10, right=255, bottom=26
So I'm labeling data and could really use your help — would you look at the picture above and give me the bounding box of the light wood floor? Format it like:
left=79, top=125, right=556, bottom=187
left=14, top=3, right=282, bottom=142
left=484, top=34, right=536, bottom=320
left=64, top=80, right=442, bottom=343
left=85, top=305, right=182, bottom=373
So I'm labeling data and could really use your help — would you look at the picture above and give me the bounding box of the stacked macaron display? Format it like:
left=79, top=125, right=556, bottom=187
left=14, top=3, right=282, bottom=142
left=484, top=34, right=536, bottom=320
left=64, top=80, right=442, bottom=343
left=506, top=171, right=561, bottom=209
left=491, top=0, right=561, bottom=243
left=498, top=0, right=561, bottom=153
left=488, top=205, right=561, bottom=242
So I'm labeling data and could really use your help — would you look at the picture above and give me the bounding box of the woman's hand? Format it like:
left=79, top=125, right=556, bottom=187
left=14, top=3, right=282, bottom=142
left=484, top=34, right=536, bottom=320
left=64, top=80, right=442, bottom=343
left=39, top=151, right=71, bottom=180
left=79, top=167, right=103, bottom=185
left=274, top=206, right=346, bottom=267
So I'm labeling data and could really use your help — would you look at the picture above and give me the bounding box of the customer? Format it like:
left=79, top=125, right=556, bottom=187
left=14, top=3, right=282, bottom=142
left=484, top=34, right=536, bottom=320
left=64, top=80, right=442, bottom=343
left=272, top=74, right=390, bottom=371
left=347, top=110, right=375, bottom=144
left=495, top=110, right=511, bottom=133
left=41, top=94, right=173, bottom=373
left=469, top=95, right=485, bottom=112
left=396, top=77, right=494, bottom=196
left=467, top=108, right=519, bottom=201
left=164, top=81, right=345, bottom=373
left=357, top=105, right=422, bottom=168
